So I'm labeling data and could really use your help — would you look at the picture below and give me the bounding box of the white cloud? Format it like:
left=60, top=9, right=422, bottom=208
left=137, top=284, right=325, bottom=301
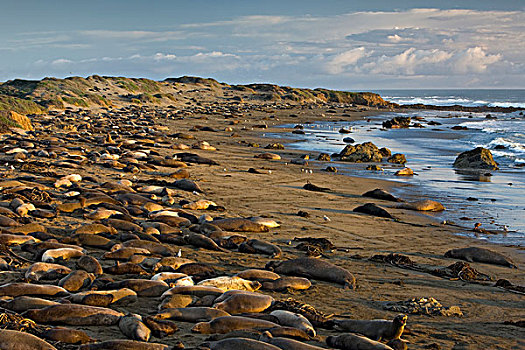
left=452, top=47, right=501, bottom=74
left=326, top=47, right=367, bottom=74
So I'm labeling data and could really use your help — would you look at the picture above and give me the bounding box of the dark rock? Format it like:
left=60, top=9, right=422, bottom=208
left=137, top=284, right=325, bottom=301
left=494, top=145, right=506, bottom=150
left=451, top=126, right=468, bottom=130
left=265, top=143, right=284, bottom=150
left=324, top=166, right=337, bottom=173
left=453, top=147, right=499, bottom=170
left=382, top=116, right=411, bottom=128
left=292, top=130, right=305, bottom=134
left=342, top=137, right=355, bottom=143
left=317, top=153, right=331, bottom=161
left=339, top=128, right=352, bottom=134
left=353, top=203, right=393, bottom=218
left=339, top=142, right=383, bottom=162
left=387, top=153, right=407, bottom=164
left=379, top=147, right=391, bottom=157
left=366, top=165, right=383, bottom=171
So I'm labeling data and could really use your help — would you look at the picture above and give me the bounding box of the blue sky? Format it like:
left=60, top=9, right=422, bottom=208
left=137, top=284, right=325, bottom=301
left=1, top=1, right=524, bottom=89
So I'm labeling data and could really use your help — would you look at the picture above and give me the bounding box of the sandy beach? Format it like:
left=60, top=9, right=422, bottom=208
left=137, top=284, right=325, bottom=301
left=0, top=79, right=523, bottom=350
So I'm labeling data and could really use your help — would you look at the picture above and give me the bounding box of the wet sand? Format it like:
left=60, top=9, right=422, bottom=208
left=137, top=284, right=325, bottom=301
left=0, top=101, right=523, bottom=349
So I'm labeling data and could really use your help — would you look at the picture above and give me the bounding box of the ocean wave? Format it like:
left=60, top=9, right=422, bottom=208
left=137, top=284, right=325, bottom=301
left=488, top=138, right=525, bottom=152
left=384, top=96, right=525, bottom=108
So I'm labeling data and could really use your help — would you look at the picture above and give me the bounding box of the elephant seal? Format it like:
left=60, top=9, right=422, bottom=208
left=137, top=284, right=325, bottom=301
left=332, top=314, right=407, bottom=341
left=0, top=329, right=57, bottom=350
left=362, top=189, right=403, bottom=202
left=77, top=255, right=103, bottom=275
left=1, top=296, right=60, bottom=312
left=444, top=247, right=517, bottom=268
left=239, top=239, right=282, bottom=258
left=119, top=314, right=151, bottom=342
left=259, top=332, right=326, bottom=350
left=0, top=283, right=68, bottom=297
left=397, top=199, right=445, bottom=212
left=353, top=203, right=393, bottom=219
left=143, top=315, right=179, bottom=338
left=213, top=292, right=273, bottom=314
left=197, top=276, right=261, bottom=292
left=235, top=269, right=281, bottom=282
left=105, top=279, right=169, bottom=297
left=205, top=337, right=281, bottom=350
left=268, top=310, right=316, bottom=336
left=70, top=288, right=138, bottom=306
left=23, top=304, right=125, bottom=326
left=262, top=277, right=311, bottom=291
left=25, top=262, right=72, bottom=281
left=58, top=270, right=95, bottom=292
left=79, top=340, right=172, bottom=350
left=192, top=316, right=280, bottom=334
left=156, top=307, right=230, bottom=322
left=161, top=285, right=224, bottom=299
left=327, top=333, right=394, bottom=350
left=213, top=218, right=269, bottom=232
left=266, top=257, right=356, bottom=289
left=41, top=247, right=84, bottom=263
left=42, top=327, right=94, bottom=345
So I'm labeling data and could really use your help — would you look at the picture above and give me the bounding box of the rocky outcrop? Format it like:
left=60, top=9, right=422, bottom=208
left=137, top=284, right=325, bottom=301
left=383, top=116, right=411, bottom=129
left=453, top=147, right=499, bottom=170
left=0, top=110, right=33, bottom=131
left=338, top=142, right=383, bottom=162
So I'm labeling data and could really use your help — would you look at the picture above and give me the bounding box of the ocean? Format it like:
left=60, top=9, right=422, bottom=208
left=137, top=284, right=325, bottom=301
left=270, top=90, right=525, bottom=246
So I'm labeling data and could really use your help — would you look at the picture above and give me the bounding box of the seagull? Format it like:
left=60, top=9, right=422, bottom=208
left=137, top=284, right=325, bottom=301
left=474, top=222, right=482, bottom=231
left=323, top=215, right=331, bottom=222
left=503, top=225, right=509, bottom=233
left=177, top=249, right=182, bottom=257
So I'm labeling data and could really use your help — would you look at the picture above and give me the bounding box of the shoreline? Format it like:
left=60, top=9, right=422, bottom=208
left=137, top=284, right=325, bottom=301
left=0, top=99, right=523, bottom=349
left=265, top=110, right=525, bottom=247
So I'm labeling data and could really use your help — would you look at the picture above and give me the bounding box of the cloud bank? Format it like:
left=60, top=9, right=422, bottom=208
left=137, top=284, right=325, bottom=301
left=1, top=8, right=523, bottom=89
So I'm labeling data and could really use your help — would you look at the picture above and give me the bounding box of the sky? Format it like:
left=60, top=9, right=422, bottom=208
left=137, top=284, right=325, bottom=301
left=1, top=0, right=524, bottom=89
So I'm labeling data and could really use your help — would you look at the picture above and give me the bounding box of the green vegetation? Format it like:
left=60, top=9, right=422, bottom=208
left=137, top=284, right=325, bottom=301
left=0, top=95, right=44, bottom=114
left=62, top=96, right=89, bottom=107
left=0, top=115, right=21, bottom=128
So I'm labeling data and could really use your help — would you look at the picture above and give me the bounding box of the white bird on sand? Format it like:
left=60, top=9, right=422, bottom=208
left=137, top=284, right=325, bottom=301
left=177, top=249, right=182, bottom=257
left=323, top=215, right=331, bottom=222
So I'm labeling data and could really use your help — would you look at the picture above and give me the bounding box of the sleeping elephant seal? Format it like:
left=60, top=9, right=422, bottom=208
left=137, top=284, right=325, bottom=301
left=0, top=329, right=57, bottom=350
left=332, top=314, right=407, bottom=341
left=203, top=337, right=281, bottom=350
left=266, top=257, right=356, bottom=289
left=23, top=304, right=125, bottom=326
left=156, top=307, right=230, bottom=323
left=444, top=247, right=517, bottom=268
left=268, top=310, right=316, bottom=337
left=213, top=292, right=273, bottom=314
left=41, top=327, right=95, bottom=345
left=327, top=333, right=394, bottom=350
left=192, top=316, right=279, bottom=334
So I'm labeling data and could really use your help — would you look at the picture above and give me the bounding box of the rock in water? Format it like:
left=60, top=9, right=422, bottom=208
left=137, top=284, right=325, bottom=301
left=453, top=147, right=499, bottom=170
left=338, top=142, right=383, bottom=162
left=382, top=116, right=411, bottom=129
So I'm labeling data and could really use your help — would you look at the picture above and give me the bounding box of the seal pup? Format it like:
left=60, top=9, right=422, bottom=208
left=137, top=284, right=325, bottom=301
left=239, top=239, right=282, bottom=258
left=266, top=257, right=356, bottom=289
left=444, top=247, right=517, bottom=268
left=0, top=282, right=68, bottom=297
left=41, top=327, right=95, bottom=345
left=332, top=314, right=407, bottom=341
left=327, top=333, right=394, bottom=350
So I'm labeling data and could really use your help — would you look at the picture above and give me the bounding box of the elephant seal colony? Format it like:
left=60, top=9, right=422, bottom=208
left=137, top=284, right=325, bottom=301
left=0, top=87, right=522, bottom=350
